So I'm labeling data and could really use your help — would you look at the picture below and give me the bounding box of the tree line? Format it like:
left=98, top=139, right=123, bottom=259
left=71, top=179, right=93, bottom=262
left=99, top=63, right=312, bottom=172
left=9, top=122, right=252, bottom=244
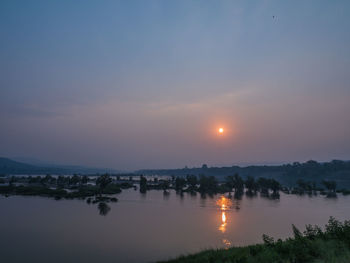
left=138, top=173, right=343, bottom=199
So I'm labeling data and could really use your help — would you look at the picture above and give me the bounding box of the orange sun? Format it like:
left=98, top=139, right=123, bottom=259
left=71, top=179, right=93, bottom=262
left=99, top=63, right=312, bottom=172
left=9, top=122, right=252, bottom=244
left=218, top=128, right=224, bottom=134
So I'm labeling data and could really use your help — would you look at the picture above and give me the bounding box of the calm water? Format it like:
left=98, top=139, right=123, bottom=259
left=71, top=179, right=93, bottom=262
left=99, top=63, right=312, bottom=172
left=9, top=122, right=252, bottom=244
left=1, top=190, right=350, bottom=263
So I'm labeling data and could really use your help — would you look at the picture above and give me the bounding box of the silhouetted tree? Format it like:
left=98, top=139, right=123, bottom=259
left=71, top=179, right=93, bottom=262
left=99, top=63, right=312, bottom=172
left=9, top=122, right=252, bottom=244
left=9, top=176, right=16, bottom=187
left=96, top=174, right=112, bottom=195
left=270, top=179, right=280, bottom=194
left=140, top=175, right=147, bottom=193
left=175, top=177, right=186, bottom=192
left=199, top=175, right=218, bottom=194
left=41, top=174, right=53, bottom=186
left=322, top=180, right=337, bottom=197
left=257, top=177, right=270, bottom=196
left=81, top=175, right=89, bottom=185
left=70, top=174, right=81, bottom=185
left=233, top=174, right=244, bottom=194
left=245, top=176, right=258, bottom=194
left=160, top=180, right=170, bottom=192
left=322, top=180, right=336, bottom=192
left=57, top=175, right=66, bottom=188
left=186, top=175, right=198, bottom=191
left=296, top=179, right=313, bottom=192
left=225, top=175, right=234, bottom=191
left=98, top=202, right=111, bottom=216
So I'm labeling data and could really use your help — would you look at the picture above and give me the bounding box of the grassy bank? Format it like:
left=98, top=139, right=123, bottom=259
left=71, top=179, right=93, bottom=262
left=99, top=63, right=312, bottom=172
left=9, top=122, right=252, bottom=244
left=159, top=217, right=350, bottom=263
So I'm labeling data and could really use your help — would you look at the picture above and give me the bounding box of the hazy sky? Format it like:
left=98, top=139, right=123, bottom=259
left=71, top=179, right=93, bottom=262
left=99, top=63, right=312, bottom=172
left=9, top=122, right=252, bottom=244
left=1, top=0, right=350, bottom=170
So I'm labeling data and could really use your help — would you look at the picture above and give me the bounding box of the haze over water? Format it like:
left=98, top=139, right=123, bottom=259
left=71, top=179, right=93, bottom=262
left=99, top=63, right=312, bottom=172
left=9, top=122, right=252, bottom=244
left=1, top=190, right=349, bottom=263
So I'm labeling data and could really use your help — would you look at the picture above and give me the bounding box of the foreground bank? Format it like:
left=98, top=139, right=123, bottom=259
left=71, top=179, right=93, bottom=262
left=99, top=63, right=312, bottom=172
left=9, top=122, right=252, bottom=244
left=159, top=217, right=350, bottom=263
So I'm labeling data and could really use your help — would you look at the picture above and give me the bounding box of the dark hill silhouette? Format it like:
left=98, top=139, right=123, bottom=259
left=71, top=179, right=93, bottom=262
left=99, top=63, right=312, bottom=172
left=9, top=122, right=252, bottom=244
left=0, top=157, right=117, bottom=175
left=138, top=160, right=350, bottom=188
left=0, top=157, right=38, bottom=173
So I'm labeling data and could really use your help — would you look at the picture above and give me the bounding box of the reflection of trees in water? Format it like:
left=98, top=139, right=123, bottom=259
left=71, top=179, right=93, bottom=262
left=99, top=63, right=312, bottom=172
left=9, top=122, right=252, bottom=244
left=200, top=192, right=215, bottom=199
left=163, top=190, right=170, bottom=200
left=234, top=191, right=243, bottom=200
left=189, top=190, right=197, bottom=196
left=245, top=190, right=257, bottom=198
left=175, top=191, right=185, bottom=204
left=234, top=199, right=241, bottom=211
left=98, top=202, right=111, bottom=216
left=140, top=192, right=147, bottom=199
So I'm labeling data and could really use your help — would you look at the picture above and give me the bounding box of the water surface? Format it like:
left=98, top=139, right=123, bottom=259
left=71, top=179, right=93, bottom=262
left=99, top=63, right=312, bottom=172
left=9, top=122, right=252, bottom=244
left=1, top=190, right=349, bottom=263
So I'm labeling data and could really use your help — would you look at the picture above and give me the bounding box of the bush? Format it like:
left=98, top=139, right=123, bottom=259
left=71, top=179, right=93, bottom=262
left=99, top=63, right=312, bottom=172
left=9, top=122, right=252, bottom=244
left=159, top=218, right=350, bottom=263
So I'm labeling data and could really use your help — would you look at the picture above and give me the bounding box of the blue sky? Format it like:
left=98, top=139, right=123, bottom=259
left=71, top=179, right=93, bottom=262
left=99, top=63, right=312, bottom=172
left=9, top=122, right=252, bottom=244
left=1, top=0, right=349, bottom=169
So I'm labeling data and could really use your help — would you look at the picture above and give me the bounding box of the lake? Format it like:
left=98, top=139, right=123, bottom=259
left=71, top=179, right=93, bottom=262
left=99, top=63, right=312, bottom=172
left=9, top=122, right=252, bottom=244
left=1, top=189, right=349, bottom=263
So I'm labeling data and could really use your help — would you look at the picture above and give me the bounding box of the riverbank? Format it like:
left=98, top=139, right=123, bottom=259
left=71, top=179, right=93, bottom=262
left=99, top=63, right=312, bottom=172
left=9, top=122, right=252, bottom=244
left=159, top=217, right=350, bottom=263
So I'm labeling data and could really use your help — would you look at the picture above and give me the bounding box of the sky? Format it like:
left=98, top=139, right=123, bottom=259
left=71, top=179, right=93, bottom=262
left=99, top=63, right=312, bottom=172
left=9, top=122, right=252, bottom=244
left=1, top=0, right=350, bottom=170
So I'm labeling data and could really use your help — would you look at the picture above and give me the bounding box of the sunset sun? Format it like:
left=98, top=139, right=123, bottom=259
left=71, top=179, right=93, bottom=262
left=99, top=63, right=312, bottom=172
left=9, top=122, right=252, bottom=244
left=218, top=128, right=224, bottom=134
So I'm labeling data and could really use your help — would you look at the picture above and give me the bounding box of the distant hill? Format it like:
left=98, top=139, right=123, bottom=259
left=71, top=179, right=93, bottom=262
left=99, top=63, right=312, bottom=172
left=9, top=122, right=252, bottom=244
left=0, top=157, right=39, bottom=174
left=0, top=157, right=118, bottom=175
left=3, top=157, right=350, bottom=187
left=138, top=160, right=350, bottom=188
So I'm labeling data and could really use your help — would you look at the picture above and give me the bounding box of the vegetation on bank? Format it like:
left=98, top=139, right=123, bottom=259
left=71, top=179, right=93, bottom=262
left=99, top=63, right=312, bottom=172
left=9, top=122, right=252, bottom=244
left=139, top=173, right=348, bottom=199
left=2, top=158, right=350, bottom=188
left=0, top=174, right=131, bottom=199
left=1, top=172, right=349, bottom=200
left=139, top=160, right=350, bottom=188
left=1, top=171, right=349, bottom=216
left=159, top=217, right=350, bottom=263
left=0, top=174, right=134, bottom=216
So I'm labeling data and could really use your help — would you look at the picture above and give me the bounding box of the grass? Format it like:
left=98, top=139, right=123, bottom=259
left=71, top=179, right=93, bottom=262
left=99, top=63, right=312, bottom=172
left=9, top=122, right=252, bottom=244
left=158, top=217, right=350, bottom=263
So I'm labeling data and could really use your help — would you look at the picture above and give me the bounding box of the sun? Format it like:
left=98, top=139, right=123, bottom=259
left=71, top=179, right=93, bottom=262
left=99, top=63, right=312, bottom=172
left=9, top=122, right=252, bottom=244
left=218, top=128, right=224, bottom=134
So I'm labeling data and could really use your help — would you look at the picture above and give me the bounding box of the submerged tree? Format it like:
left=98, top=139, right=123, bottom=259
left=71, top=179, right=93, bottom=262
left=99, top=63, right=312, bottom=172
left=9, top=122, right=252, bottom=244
left=175, top=177, right=186, bottom=192
left=140, top=175, right=147, bottom=193
left=270, top=179, right=281, bottom=195
left=225, top=176, right=234, bottom=192
left=69, top=174, right=81, bottom=186
left=57, top=175, right=66, bottom=188
left=322, top=180, right=336, bottom=192
left=186, top=175, right=198, bottom=191
left=296, top=179, right=314, bottom=193
left=81, top=175, right=89, bottom=185
left=245, top=176, right=258, bottom=195
left=96, top=174, right=112, bottom=196
left=98, top=202, right=111, bottom=216
left=257, top=177, right=270, bottom=196
left=322, top=180, right=337, bottom=197
left=199, top=175, right=218, bottom=194
left=233, top=174, right=244, bottom=197
left=41, top=174, right=55, bottom=186
left=160, top=179, right=170, bottom=193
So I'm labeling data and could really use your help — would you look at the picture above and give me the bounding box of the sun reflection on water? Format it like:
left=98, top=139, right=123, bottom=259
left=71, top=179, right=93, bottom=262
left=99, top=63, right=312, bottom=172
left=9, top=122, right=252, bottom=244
left=222, top=238, right=232, bottom=247
left=217, top=196, right=232, bottom=233
left=216, top=195, right=234, bottom=248
left=222, top=211, right=226, bottom=223
left=217, top=195, right=231, bottom=211
left=219, top=211, right=227, bottom=233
